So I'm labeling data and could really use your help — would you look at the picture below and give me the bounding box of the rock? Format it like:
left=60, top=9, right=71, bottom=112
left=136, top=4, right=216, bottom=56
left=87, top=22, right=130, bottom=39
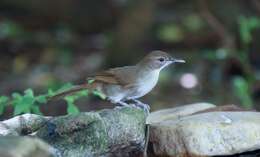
left=190, top=104, right=252, bottom=115
left=36, top=107, right=146, bottom=157
left=0, top=136, right=56, bottom=157
left=0, top=107, right=146, bottom=157
left=0, top=113, right=50, bottom=136
left=149, top=111, right=260, bottom=157
left=146, top=102, right=216, bottom=124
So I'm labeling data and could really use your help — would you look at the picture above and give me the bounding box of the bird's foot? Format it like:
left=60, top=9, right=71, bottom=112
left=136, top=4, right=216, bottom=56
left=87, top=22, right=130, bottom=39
left=113, top=100, right=150, bottom=114
left=131, top=99, right=150, bottom=114
left=117, top=101, right=131, bottom=107
left=114, top=101, right=133, bottom=109
left=107, top=98, right=130, bottom=109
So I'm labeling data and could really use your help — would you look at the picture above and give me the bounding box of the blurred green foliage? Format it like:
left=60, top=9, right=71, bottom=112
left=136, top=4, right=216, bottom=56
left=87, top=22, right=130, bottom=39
left=0, top=83, right=106, bottom=116
left=199, top=16, right=260, bottom=109
left=183, top=14, right=205, bottom=33
left=0, top=19, right=24, bottom=39
left=157, top=23, right=184, bottom=42
left=12, top=89, right=46, bottom=115
left=203, top=49, right=229, bottom=61
left=231, top=16, right=260, bottom=109
left=232, top=77, right=253, bottom=109
left=238, top=16, right=260, bottom=46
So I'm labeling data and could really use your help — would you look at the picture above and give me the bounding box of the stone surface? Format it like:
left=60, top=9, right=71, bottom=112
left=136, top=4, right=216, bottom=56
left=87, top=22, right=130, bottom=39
left=149, top=111, right=260, bottom=157
left=0, top=136, right=56, bottom=157
left=146, top=102, right=216, bottom=124
left=36, top=107, right=146, bottom=157
left=0, top=113, right=50, bottom=136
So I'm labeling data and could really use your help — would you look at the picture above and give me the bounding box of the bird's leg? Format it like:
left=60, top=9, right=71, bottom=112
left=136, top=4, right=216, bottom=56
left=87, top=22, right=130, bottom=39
left=114, top=101, right=131, bottom=109
left=107, top=98, right=131, bottom=108
left=131, top=99, right=150, bottom=113
left=117, top=101, right=131, bottom=107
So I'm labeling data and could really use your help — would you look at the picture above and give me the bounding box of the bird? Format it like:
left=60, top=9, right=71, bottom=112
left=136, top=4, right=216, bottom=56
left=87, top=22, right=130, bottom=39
left=51, top=50, right=185, bottom=112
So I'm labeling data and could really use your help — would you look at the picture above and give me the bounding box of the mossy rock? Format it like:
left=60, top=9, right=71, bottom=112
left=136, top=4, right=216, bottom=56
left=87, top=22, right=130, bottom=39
left=0, top=136, right=56, bottom=157
left=36, top=107, right=146, bottom=157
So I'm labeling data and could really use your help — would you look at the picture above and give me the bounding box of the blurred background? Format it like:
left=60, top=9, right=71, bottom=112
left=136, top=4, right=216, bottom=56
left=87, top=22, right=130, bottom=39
left=0, top=0, right=260, bottom=119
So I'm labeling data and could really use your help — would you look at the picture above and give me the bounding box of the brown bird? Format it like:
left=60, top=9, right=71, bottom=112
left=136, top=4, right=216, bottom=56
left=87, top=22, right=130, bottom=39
left=52, top=50, right=185, bottom=111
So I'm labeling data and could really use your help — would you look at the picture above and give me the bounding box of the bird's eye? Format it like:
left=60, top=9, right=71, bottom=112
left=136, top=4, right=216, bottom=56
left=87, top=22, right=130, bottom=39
left=158, top=58, right=165, bottom=62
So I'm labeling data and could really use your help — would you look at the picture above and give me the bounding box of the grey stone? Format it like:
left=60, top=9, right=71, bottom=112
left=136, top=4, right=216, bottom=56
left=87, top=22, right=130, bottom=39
left=0, top=114, right=50, bottom=136
left=146, top=102, right=216, bottom=124
left=36, top=107, right=146, bottom=157
left=0, top=136, right=56, bottom=157
left=150, top=111, right=260, bottom=157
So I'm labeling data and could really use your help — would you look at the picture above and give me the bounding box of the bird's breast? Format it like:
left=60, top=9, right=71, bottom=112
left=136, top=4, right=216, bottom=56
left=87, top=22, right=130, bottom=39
left=127, top=70, right=160, bottom=99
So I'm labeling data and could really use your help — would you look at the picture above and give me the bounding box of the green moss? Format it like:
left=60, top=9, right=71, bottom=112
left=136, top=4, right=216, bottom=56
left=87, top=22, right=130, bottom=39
left=36, top=107, right=146, bottom=157
left=37, top=112, right=109, bottom=156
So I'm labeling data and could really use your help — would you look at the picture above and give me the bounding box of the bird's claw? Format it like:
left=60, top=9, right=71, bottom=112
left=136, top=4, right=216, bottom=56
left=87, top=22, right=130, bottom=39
left=134, top=104, right=150, bottom=114
left=132, top=99, right=150, bottom=114
left=114, top=100, right=150, bottom=114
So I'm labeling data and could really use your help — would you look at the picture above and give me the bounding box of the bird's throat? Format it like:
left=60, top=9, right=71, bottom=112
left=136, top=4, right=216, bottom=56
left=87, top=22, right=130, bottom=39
left=136, top=66, right=160, bottom=84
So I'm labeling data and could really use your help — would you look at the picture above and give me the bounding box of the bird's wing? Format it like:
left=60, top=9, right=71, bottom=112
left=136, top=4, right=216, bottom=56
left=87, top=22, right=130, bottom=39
left=94, top=70, right=120, bottom=84
left=93, top=66, right=137, bottom=86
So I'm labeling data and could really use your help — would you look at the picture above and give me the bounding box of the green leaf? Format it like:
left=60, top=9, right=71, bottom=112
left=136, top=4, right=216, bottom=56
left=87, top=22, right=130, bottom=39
left=75, top=90, right=88, bottom=98
left=13, top=96, right=34, bottom=115
left=67, top=103, right=79, bottom=115
left=47, top=89, right=55, bottom=97
left=63, top=89, right=88, bottom=115
left=31, top=106, right=43, bottom=115
left=24, top=88, right=34, bottom=97
left=35, top=95, right=47, bottom=104
left=12, top=89, right=36, bottom=115
left=88, top=79, right=95, bottom=84
left=64, top=96, right=74, bottom=104
left=92, top=90, right=106, bottom=100
left=64, top=90, right=88, bottom=102
left=0, top=96, right=9, bottom=104
left=12, top=92, right=22, bottom=100
left=57, top=83, right=74, bottom=92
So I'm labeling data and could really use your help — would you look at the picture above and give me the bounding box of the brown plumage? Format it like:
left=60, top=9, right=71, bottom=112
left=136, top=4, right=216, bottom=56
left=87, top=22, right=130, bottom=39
left=50, top=50, right=185, bottom=109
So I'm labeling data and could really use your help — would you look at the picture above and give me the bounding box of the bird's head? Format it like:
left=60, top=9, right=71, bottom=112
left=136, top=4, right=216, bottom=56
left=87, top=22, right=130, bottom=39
left=138, top=50, right=185, bottom=71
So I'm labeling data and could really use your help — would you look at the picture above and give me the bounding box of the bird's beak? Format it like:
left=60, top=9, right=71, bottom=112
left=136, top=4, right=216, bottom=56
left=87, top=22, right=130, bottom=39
left=173, top=59, right=185, bottom=63
left=169, top=58, right=185, bottom=63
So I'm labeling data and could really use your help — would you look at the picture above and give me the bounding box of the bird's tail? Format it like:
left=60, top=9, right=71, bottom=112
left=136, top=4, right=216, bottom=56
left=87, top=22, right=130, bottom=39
left=49, top=83, right=98, bottom=100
